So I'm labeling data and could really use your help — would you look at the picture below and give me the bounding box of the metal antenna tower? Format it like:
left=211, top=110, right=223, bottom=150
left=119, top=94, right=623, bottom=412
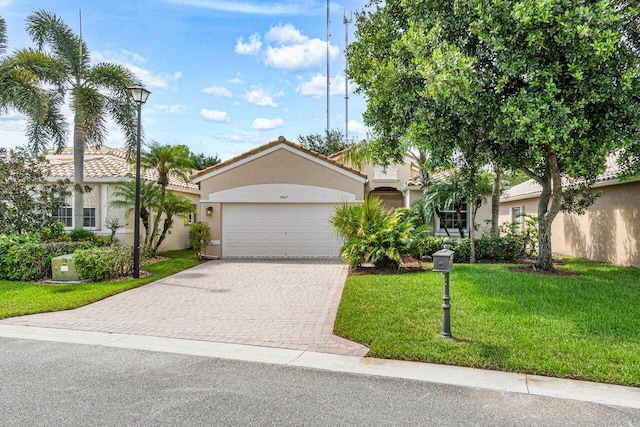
left=326, top=0, right=331, bottom=135
left=343, top=11, right=352, bottom=142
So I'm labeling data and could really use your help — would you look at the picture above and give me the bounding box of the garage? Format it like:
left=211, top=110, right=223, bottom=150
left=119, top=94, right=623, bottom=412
left=222, top=203, right=342, bottom=258
left=190, top=137, right=367, bottom=259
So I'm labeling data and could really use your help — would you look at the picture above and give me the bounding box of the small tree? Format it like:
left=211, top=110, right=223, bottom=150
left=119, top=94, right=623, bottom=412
left=298, top=129, right=352, bottom=156
left=0, top=147, right=69, bottom=234
left=189, top=222, right=211, bottom=259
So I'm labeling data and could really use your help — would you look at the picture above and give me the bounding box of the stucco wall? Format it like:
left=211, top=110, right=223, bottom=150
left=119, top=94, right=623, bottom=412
left=199, top=148, right=365, bottom=199
left=197, top=146, right=366, bottom=258
left=500, top=180, right=640, bottom=268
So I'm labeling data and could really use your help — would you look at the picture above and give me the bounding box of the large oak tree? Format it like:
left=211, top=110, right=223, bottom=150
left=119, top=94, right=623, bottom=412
left=348, top=0, right=640, bottom=270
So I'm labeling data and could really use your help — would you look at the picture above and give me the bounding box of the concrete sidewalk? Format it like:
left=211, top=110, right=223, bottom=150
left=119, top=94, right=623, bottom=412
left=1, top=324, right=639, bottom=410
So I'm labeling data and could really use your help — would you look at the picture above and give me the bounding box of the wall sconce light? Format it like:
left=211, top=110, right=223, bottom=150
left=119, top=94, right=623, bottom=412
left=206, top=207, right=214, bottom=216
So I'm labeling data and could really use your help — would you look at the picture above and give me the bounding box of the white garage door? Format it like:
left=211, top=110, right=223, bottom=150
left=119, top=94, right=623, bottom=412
left=222, top=203, right=342, bottom=258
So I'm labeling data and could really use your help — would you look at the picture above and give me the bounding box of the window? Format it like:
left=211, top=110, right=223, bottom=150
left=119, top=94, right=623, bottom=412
left=511, top=206, right=523, bottom=231
left=83, top=207, right=96, bottom=228
left=438, top=202, right=468, bottom=233
left=53, top=207, right=73, bottom=227
left=186, top=205, right=197, bottom=225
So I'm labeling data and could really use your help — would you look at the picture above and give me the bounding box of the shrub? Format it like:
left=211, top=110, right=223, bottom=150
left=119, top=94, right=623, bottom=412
left=68, top=228, right=96, bottom=242
left=38, top=222, right=66, bottom=242
left=74, top=245, right=133, bottom=282
left=407, top=234, right=445, bottom=260
left=0, top=234, right=51, bottom=281
left=188, top=222, right=211, bottom=257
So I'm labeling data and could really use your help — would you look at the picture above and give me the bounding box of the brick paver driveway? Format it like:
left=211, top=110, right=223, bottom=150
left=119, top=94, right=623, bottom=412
left=1, top=260, right=368, bottom=356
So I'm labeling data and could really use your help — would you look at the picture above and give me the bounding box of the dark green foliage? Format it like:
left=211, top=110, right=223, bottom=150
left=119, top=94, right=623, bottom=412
left=298, top=129, right=352, bottom=156
left=188, top=222, right=211, bottom=256
left=189, top=151, right=220, bottom=170
left=0, top=234, right=47, bottom=281
left=73, top=245, right=133, bottom=282
left=68, top=228, right=96, bottom=242
left=0, top=147, right=70, bottom=235
left=331, top=198, right=430, bottom=269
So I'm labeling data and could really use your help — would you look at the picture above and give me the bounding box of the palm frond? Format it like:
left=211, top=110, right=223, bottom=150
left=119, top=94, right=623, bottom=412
left=26, top=10, right=89, bottom=76
left=71, top=84, right=107, bottom=146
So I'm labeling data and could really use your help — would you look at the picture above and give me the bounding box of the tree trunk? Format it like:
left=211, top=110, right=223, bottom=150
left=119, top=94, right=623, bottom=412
left=469, top=201, right=479, bottom=264
left=154, top=217, right=173, bottom=252
left=491, top=165, right=501, bottom=239
left=536, top=216, right=554, bottom=270
left=73, top=121, right=84, bottom=229
left=149, top=185, right=166, bottom=249
left=533, top=152, right=562, bottom=271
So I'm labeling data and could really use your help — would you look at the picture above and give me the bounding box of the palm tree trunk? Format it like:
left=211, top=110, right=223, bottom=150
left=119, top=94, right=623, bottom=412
left=491, top=165, right=501, bottom=239
left=149, top=185, right=166, bottom=250
left=154, top=217, right=173, bottom=252
left=73, top=121, right=84, bottom=229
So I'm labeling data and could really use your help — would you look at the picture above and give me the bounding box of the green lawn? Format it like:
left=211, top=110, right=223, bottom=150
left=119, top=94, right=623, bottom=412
left=334, top=258, right=640, bottom=387
left=0, top=250, right=201, bottom=320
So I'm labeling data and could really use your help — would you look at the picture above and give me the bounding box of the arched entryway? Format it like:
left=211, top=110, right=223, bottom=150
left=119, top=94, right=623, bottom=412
left=369, top=187, right=403, bottom=209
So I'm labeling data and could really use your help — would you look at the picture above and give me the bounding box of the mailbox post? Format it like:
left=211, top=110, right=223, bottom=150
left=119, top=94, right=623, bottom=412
left=432, top=237, right=455, bottom=338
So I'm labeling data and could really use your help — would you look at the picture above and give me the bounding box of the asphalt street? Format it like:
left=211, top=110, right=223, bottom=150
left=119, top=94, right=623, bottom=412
left=1, top=337, right=639, bottom=426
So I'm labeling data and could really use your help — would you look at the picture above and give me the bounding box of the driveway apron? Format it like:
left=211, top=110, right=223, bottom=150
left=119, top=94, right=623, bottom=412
left=1, top=260, right=368, bottom=356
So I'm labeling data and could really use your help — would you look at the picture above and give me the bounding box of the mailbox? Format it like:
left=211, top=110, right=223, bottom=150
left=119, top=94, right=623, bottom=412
left=432, top=248, right=454, bottom=272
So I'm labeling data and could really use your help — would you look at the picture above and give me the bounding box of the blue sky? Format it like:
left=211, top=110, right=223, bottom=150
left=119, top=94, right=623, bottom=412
left=0, top=0, right=369, bottom=160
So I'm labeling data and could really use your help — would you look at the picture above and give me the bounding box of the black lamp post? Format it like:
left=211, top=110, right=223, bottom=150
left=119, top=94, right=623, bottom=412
left=129, top=85, right=150, bottom=278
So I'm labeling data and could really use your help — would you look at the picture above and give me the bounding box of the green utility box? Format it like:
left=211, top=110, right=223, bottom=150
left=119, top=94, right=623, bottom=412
left=51, top=254, right=80, bottom=281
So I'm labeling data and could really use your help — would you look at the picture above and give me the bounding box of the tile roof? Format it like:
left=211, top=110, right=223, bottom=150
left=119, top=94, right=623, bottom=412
left=190, top=136, right=368, bottom=181
left=46, top=146, right=198, bottom=191
left=502, top=155, right=632, bottom=201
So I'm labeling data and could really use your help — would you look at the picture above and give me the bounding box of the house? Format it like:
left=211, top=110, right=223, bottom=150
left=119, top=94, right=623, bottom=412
left=500, top=156, right=640, bottom=268
left=46, top=146, right=200, bottom=251
left=191, top=136, right=491, bottom=259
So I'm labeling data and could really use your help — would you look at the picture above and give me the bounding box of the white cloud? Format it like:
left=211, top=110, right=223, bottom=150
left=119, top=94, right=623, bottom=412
left=235, top=24, right=339, bottom=71
left=203, top=86, right=233, bottom=98
left=298, top=74, right=348, bottom=98
left=93, top=50, right=181, bottom=89
left=265, top=23, right=307, bottom=44
left=348, top=120, right=369, bottom=137
left=265, top=38, right=339, bottom=71
left=163, top=0, right=315, bottom=15
left=154, top=104, right=188, bottom=114
left=244, top=85, right=283, bottom=107
left=235, top=34, right=262, bottom=56
left=252, top=118, right=285, bottom=130
left=201, top=109, right=231, bottom=123
left=229, top=76, right=244, bottom=84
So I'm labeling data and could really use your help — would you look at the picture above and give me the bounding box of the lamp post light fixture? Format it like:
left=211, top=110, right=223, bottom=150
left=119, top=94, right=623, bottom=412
left=432, top=237, right=455, bottom=338
left=129, top=85, right=151, bottom=279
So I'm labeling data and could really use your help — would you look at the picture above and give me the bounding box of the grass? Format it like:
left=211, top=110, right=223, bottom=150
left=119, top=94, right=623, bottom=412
left=0, top=250, right=201, bottom=320
left=334, top=258, right=640, bottom=387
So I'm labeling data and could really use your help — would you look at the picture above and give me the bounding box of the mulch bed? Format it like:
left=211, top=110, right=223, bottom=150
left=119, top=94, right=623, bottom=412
left=349, top=257, right=580, bottom=276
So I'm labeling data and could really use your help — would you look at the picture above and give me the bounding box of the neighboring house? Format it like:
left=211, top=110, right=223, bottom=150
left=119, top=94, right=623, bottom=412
left=46, top=146, right=200, bottom=251
left=500, top=156, right=640, bottom=268
left=191, top=136, right=490, bottom=259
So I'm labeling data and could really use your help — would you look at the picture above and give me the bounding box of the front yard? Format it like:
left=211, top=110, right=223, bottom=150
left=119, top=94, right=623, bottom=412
left=334, top=258, right=640, bottom=387
left=0, top=250, right=200, bottom=320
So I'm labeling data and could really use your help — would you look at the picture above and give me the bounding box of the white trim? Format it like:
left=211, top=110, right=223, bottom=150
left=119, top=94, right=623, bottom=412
left=192, top=143, right=366, bottom=184
left=207, top=183, right=357, bottom=203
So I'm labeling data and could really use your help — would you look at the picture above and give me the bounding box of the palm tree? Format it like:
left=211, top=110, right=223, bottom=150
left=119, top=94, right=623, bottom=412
left=140, top=142, right=193, bottom=247
left=0, top=15, right=66, bottom=147
left=108, top=180, right=161, bottom=247
left=425, top=171, right=492, bottom=263
left=22, top=10, right=139, bottom=229
left=153, top=191, right=196, bottom=252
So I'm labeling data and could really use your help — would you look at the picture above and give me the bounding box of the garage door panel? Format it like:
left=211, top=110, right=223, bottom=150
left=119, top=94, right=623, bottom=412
left=222, top=203, right=342, bottom=258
